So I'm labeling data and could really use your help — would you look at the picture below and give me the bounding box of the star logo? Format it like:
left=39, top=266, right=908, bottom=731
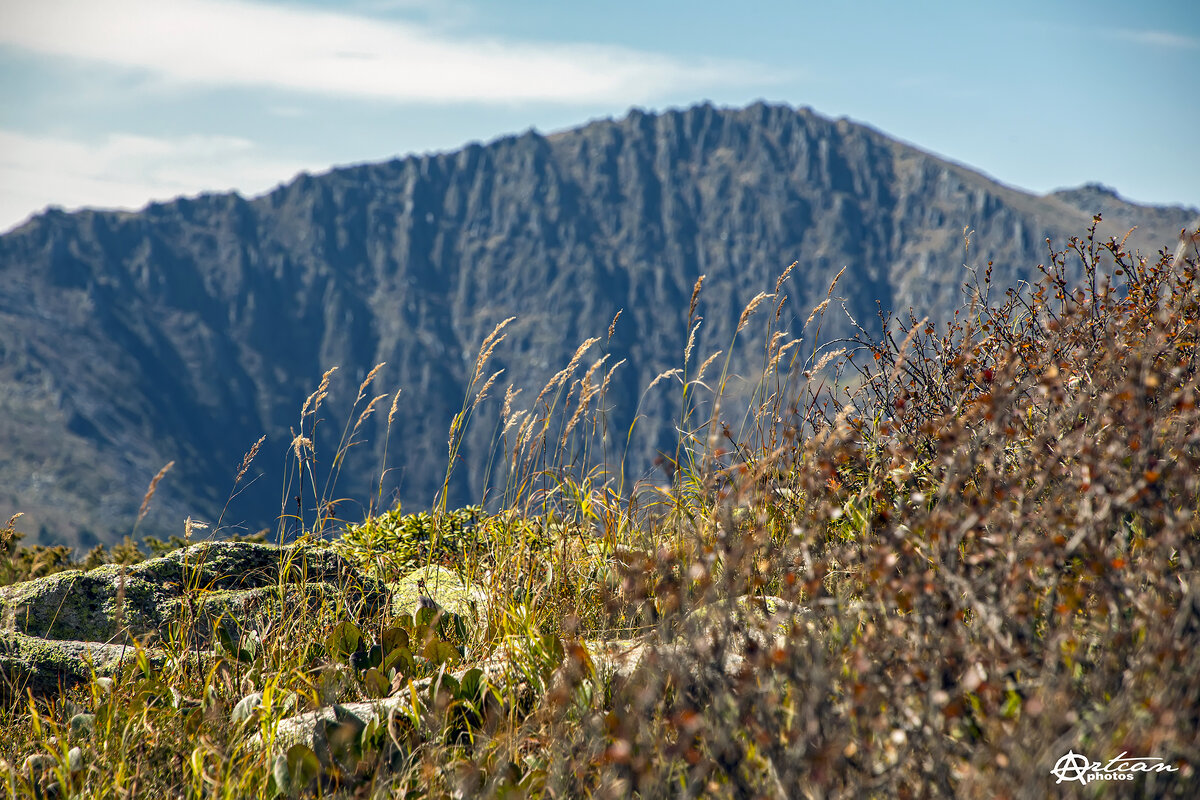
left=1051, top=751, right=1094, bottom=784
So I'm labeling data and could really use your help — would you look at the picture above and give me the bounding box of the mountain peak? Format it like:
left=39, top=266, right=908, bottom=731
left=1, top=103, right=1194, bottom=548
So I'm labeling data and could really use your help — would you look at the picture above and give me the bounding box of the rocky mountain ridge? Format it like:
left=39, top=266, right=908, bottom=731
left=1, top=101, right=1195, bottom=548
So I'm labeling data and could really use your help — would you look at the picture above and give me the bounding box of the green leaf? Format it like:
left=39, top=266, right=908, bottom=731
left=452, top=614, right=469, bottom=642
left=542, top=632, right=565, bottom=667
left=366, top=643, right=384, bottom=670
left=274, top=743, right=321, bottom=798
left=384, top=645, right=415, bottom=677
left=287, top=743, right=321, bottom=784
left=135, top=646, right=154, bottom=680
left=428, top=666, right=460, bottom=702
left=416, top=605, right=439, bottom=628
left=381, top=625, right=410, bottom=654
left=360, top=715, right=387, bottom=753
left=271, top=755, right=289, bottom=797
left=217, top=624, right=254, bottom=664
left=1002, top=689, right=1022, bottom=718
left=230, top=693, right=263, bottom=727
left=325, top=621, right=363, bottom=663
left=457, top=668, right=485, bottom=704
left=189, top=747, right=204, bottom=780
left=422, top=639, right=460, bottom=667
left=363, top=667, right=390, bottom=699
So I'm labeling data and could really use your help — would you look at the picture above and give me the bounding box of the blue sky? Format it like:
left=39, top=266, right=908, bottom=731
left=1, top=0, right=1196, bottom=233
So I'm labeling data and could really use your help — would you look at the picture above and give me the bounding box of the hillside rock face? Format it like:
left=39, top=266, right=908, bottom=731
left=0, top=102, right=1194, bottom=547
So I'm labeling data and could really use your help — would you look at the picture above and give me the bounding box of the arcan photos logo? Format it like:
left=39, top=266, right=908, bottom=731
left=1051, top=750, right=1180, bottom=785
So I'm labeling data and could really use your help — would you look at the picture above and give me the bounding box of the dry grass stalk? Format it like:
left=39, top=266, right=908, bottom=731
left=291, top=435, right=313, bottom=461
left=473, top=317, right=517, bottom=382
left=688, top=274, right=705, bottom=321
left=560, top=355, right=611, bottom=446
left=886, top=315, right=927, bottom=386
left=769, top=339, right=802, bottom=373
left=695, top=350, right=723, bottom=382
left=234, top=436, right=266, bottom=485
left=183, top=516, right=208, bottom=541
left=602, top=359, right=626, bottom=391
left=578, top=355, right=609, bottom=395
left=774, top=261, right=796, bottom=294
left=608, top=309, right=623, bottom=341
left=137, top=461, right=175, bottom=525
left=533, top=337, right=599, bottom=409
left=387, top=389, right=403, bottom=427
left=646, top=368, right=682, bottom=393
left=503, top=408, right=530, bottom=437
left=351, top=393, right=388, bottom=437
left=766, top=331, right=786, bottom=359
left=683, top=318, right=702, bottom=365
left=301, top=366, right=338, bottom=417
left=501, top=385, right=523, bottom=422
left=804, top=298, right=830, bottom=328
left=827, top=265, right=847, bottom=297
left=472, top=369, right=505, bottom=410
left=355, top=362, right=386, bottom=404
left=737, top=291, right=773, bottom=333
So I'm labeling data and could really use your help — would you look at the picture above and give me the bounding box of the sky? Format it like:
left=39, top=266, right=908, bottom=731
left=1, top=0, right=1197, bottom=234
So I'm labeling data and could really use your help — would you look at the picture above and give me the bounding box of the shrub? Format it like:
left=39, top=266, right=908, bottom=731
left=3, top=219, right=1196, bottom=798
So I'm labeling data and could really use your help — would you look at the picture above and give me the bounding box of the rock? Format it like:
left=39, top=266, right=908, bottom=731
left=67, top=746, right=83, bottom=774
left=68, top=712, right=95, bottom=737
left=0, top=631, right=167, bottom=702
left=581, top=595, right=813, bottom=682
left=266, top=638, right=626, bottom=761
left=231, top=692, right=265, bottom=727
left=0, top=541, right=387, bottom=700
left=581, top=638, right=648, bottom=682
left=386, top=565, right=484, bottom=620
left=262, top=596, right=801, bottom=764
left=2, top=541, right=383, bottom=643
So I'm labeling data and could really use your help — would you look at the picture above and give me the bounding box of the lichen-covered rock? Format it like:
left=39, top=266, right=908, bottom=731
left=0, top=540, right=388, bottom=700
left=386, top=565, right=484, bottom=620
left=0, top=631, right=166, bottom=702
left=1, top=541, right=386, bottom=643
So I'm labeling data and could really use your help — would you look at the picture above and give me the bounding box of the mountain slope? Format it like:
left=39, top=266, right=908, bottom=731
left=1, top=102, right=1194, bottom=548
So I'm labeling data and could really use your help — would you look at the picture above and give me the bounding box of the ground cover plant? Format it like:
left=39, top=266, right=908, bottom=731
left=1, top=218, right=1198, bottom=798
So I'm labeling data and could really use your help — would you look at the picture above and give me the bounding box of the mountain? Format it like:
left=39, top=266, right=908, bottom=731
left=2, top=102, right=1195, bottom=549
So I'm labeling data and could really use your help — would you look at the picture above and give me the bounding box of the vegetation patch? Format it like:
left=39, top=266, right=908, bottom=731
left=1, top=220, right=1197, bottom=797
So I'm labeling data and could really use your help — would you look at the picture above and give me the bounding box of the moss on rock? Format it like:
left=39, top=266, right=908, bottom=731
left=386, top=565, right=484, bottom=620
left=0, top=540, right=388, bottom=699
left=0, top=541, right=386, bottom=643
left=0, top=631, right=166, bottom=702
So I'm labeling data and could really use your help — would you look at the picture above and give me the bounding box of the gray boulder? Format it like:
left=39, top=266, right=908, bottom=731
left=0, top=631, right=165, bottom=701
left=262, top=594, right=811, bottom=764
left=0, top=541, right=387, bottom=700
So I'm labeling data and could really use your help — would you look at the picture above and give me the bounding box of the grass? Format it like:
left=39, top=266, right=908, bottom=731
left=2, top=217, right=1199, bottom=797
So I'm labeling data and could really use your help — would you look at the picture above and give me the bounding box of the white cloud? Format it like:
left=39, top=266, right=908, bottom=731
left=0, top=0, right=763, bottom=104
left=1116, top=29, right=1199, bottom=49
left=0, top=129, right=312, bottom=232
